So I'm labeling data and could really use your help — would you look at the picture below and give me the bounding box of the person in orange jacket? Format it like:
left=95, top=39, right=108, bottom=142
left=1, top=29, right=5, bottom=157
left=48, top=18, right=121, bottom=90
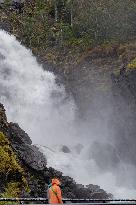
left=48, top=178, right=63, bottom=204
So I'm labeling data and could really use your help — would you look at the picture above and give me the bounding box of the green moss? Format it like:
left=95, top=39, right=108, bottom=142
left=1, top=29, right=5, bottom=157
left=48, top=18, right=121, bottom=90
left=0, top=132, right=29, bottom=200
left=0, top=182, right=20, bottom=205
left=127, top=58, right=136, bottom=70
left=0, top=132, right=23, bottom=173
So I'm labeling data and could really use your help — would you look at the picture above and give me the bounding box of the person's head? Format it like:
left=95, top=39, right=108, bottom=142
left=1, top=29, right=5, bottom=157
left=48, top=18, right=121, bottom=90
left=52, top=178, right=61, bottom=186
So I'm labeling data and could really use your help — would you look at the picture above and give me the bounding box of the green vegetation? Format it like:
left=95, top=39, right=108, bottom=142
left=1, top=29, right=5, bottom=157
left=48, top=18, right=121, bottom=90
left=0, top=132, right=29, bottom=203
left=0, top=132, right=23, bottom=173
left=127, top=58, right=136, bottom=70
left=0, top=0, right=136, bottom=66
left=0, top=182, right=20, bottom=205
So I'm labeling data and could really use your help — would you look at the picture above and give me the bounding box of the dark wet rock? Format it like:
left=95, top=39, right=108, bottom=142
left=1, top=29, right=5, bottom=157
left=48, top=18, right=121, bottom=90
left=7, top=122, right=47, bottom=171
left=0, top=173, right=7, bottom=193
left=86, top=184, right=112, bottom=199
left=0, top=104, right=47, bottom=172
left=0, top=21, right=12, bottom=32
left=0, top=103, right=8, bottom=134
left=8, top=122, right=32, bottom=145
left=14, top=144, right=47, bottom=170
left=10, top=1, right=24, bottom=13
left=61, top=145, right=71, bottom=153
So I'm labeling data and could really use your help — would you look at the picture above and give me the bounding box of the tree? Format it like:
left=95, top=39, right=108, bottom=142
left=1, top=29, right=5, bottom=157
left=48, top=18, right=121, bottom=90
left=66, top=0, right=74, bottom=27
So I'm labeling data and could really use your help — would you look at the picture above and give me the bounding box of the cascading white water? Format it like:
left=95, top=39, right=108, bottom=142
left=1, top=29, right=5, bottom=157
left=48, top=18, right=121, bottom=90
left=1, top=30, right=136, bottom=198
left=0, top=30, right=76, bottom=146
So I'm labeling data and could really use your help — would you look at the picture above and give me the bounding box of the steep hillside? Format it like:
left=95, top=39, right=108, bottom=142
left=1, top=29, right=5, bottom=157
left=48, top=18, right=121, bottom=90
left=0, top=0, right=136, bottom=69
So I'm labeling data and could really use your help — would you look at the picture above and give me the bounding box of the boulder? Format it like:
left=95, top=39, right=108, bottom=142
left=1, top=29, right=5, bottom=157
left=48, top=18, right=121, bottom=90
left=61, top=145, right=71, bottom=153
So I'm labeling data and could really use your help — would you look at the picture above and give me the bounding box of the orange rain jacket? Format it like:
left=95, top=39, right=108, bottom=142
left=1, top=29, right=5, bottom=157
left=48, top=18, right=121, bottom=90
left=48, top=178, right=63, bottom=204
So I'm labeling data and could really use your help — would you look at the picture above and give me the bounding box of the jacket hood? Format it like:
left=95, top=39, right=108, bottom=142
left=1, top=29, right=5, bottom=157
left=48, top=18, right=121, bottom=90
left=52, top=178, right=61, bottom=186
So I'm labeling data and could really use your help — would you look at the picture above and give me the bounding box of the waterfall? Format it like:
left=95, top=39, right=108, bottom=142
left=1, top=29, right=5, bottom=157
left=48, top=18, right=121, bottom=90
left=0, top=30, right=76, bottom=146
left=1, top=30, right=136, bottom=198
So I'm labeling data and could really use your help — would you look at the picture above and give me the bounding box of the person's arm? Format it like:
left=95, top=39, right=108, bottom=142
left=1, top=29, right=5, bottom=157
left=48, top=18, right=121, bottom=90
left=57, top=186, right=63, bottom=204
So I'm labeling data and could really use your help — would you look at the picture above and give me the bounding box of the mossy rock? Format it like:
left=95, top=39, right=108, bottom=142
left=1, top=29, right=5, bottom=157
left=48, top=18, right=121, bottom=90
left=0, top=132, right=29, bottom=200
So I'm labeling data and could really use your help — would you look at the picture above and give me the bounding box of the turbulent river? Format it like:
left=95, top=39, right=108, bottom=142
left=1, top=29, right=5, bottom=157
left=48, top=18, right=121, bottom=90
left=0, top=30, right=136, bottom=198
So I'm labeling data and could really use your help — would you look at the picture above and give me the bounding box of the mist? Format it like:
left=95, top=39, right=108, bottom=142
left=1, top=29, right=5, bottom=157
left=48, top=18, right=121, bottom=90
left=0, top=30, right=136, bottom=198
left=0, top=30, right=76, bottom=146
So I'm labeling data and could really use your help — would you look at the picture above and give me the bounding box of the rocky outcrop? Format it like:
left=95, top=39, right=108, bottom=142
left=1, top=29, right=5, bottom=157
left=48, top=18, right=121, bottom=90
left=8, top=123, right=47, bottom=171
left=61, top=145, right=71, bottom=153
left=8, top=123, right=32, bottom=145
left=0, top=106, right=47, bottom=171
left=0, top=103, right=111, bottom=199
left=14, top=143, right=47, bottom=171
